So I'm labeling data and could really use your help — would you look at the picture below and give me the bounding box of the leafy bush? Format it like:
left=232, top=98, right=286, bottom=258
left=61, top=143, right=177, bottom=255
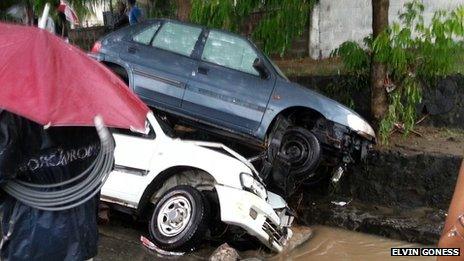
left=190, top=0, right=318, bottom=56
left=334, top=0, right=464, bottom=143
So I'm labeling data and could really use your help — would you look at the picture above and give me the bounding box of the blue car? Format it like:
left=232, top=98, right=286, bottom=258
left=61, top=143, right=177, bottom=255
left=90, top=19, right=375, bottom=187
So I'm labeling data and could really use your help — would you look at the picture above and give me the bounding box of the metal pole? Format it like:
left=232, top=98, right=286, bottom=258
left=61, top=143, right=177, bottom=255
left=38, top=3, right=50, bottom=29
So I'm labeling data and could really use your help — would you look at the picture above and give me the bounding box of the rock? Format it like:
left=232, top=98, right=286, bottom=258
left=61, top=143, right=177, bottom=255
left=209, top=243, right=240, bottom=261
left=282, top=226, right=313, bottom=252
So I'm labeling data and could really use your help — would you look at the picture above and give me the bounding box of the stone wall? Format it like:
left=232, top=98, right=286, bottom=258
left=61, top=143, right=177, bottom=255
left=349, top=150, right=462, bottom=210
left=299, top=148, right=462, bottom=245
left=309, top=0, right=464, bottom=59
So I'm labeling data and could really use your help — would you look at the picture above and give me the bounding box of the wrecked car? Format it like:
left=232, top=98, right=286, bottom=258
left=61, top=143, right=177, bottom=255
left=100, top=111, right=294, bottom=252
left=91, top=19, right=376, bottom=190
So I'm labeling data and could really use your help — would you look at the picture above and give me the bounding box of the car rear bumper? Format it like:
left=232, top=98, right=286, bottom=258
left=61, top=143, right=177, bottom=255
left=214, top=185, right=293, bottom=252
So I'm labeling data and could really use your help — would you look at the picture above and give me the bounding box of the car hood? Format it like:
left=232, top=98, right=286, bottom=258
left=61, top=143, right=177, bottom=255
left=186, top=140, right=260, bottom=175
left=181, top=140, right=261, bottom=177
left=159, top=137, right=258, bottom=187
left=281, top=81, right=376, bottom=140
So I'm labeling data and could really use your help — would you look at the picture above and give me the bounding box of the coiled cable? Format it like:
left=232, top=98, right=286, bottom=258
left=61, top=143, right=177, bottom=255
left=2, top=116, right=115, bottom=211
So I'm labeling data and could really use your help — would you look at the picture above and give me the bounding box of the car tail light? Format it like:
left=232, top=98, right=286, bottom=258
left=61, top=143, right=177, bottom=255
left=91, top=41, right=101, bottom=53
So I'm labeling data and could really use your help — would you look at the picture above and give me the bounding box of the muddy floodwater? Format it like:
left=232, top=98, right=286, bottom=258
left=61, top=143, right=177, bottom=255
left=278, top=225, right=434, bottom=261
left=97, top=216, right=435, bottom=260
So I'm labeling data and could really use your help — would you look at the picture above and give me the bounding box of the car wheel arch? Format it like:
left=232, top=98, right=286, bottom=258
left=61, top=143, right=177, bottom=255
left=136, top=166, right=216, bottom=218
left=102, top=61, right=130, bottom=85
left=265, top=106, right=326, bottom=139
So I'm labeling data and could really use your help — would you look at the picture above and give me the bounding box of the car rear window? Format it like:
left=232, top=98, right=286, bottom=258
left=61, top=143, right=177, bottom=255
left=152, top=22, right=202, bottom=57
left=132, top=23, right=160, bottom=45
left=201, top=31, right=259, bottom=76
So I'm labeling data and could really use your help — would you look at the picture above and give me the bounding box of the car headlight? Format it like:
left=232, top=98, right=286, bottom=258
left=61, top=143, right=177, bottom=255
left=346, top=114, right=376, bottom=141
left=240, top=172, right=267, bottom=200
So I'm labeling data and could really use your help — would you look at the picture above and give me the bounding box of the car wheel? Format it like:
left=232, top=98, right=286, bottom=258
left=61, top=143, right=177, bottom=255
left=279, top=127, right=321, bottom=179
left=149, top=185, right=210, bottom=252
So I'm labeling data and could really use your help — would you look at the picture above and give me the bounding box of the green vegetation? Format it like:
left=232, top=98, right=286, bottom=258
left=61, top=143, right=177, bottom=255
left=333, top=0, right=464, bottom=143
left=144, top=0, right=176, bottom=19
left=190, top=0, right=318, bottom=56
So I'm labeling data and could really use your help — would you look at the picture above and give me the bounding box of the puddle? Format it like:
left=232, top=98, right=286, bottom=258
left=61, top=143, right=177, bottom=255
left=277, top=225, right=434, bottom=261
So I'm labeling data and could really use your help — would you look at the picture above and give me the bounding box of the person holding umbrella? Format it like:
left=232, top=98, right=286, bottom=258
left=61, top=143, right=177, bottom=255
left=0, top=111, right=103, bottom=260
left=0, top=23, right=149, bottom=260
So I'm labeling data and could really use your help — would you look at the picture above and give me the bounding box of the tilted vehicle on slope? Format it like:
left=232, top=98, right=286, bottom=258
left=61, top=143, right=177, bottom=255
left=90, top=19, right=376, bottom=190
left=101, top=112, right=294, bottom=252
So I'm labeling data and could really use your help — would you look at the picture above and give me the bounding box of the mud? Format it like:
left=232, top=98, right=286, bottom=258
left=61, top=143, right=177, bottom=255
left=386, top=125, right=464, bottom=157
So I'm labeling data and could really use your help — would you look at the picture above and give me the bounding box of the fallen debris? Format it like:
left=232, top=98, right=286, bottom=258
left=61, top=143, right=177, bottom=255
left=331, top=199, right=353, bottom=207
left=281, top=226, right=313, bottom=253
left=209, top=243, right=240, bottom=261
left=140, top=236, right=184, bottom=256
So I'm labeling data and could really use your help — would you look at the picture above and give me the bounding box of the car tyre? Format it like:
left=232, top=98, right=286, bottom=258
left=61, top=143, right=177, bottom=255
left=279, top=126, right=321, bottom=179
left=149, top=185, right=210, bottom=252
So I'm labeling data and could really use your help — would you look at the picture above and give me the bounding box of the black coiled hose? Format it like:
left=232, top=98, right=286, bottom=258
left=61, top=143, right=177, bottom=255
left=2, top=116, right=115, bottom=211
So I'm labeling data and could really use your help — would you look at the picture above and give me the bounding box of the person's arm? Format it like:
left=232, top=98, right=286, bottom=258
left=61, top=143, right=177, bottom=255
left=438, top=160, right=464, bottom=260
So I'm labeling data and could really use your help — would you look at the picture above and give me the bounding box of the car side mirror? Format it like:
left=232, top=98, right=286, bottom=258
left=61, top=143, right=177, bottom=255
left=253, top=58, right=269, bottom=79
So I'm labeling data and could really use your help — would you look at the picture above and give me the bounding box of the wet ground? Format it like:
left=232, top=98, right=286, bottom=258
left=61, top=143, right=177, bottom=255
left=385, top=125, right=464, bottom=156
left=96, top=216, right=432, bottom=260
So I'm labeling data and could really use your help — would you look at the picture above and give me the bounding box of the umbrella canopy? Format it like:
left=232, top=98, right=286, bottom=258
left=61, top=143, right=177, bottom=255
left=0, top=23, right=149, bottom=130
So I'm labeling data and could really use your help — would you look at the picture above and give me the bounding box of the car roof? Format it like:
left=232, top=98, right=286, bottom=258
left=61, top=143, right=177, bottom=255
left=143, top=18, right=252, bottom=42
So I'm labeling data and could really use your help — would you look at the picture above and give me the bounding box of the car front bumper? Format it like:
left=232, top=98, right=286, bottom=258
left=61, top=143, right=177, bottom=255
left=215, top=185, right=293, bottom=252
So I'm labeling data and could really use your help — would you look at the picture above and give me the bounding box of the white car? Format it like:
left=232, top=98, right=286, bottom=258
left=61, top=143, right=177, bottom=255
left=101, top=112, right=294, bottom=252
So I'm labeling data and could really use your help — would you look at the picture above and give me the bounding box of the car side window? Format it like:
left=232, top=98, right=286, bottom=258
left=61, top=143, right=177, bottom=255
left=152, top=22, right=202, bottom=57
left=201, top=31, right=259, bottom=76
left=132, top=23, right=160, bottom=45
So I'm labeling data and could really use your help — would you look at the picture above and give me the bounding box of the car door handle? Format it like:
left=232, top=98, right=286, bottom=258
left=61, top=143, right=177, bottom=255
left=128, top=46, right=138, bottom=54
left=197, top=66, right=209, bottom=75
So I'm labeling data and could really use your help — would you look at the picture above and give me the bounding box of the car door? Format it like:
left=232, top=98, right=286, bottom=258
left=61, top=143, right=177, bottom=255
left=120, top=21, right=202, bottom=110
left=182, top=30, right=276, bottom=134
left=101, top=127, right=157, bottom=205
